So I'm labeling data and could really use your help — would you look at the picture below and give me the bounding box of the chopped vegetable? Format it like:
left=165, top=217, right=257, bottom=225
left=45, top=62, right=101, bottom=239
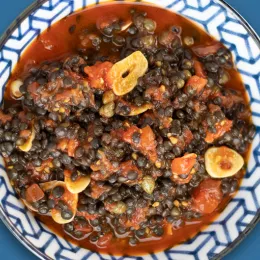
left=141, top=175, right=155, bottom=194
left=192, top=42, right=222, bottom=57
left=205, top=146, right=244, bottom=178
left=18, top=123, right=35, bottom=152
left=185, top=75, right=208, bottom=95
left=10, top=79, right=23, bottom=99
left=64, top=170, right=91, bottom=194
left=192, top=179, right=222, bottom=214
left=84, top=61, right=113, bottom=90
left=107, top=51, right=148, bottom=96
left=205, top=119, right=233, bottom=143
left=25, top=184, right=45, bottom=203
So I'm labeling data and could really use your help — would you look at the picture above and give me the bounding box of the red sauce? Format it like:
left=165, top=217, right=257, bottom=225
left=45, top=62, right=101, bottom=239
left=6, top=2, right=250, bottom=256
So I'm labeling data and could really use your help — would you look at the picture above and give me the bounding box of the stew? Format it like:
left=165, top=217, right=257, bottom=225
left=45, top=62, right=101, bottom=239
left=1, top=2, right=255, bottom=256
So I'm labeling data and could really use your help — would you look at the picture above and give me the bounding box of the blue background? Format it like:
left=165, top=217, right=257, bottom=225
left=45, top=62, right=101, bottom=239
left=0, top=0, right=259, bottom=259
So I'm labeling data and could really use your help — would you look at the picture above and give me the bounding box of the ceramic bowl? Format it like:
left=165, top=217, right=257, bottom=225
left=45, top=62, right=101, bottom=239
left=0, top=0, right=259, bottom=259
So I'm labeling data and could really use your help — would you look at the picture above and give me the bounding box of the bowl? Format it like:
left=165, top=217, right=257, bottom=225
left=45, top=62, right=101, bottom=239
left=0, top=0, right=259, bottom=259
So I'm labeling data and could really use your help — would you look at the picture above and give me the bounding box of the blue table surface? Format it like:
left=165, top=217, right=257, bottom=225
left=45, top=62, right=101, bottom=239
left=0, top=0, right=259, bottom=259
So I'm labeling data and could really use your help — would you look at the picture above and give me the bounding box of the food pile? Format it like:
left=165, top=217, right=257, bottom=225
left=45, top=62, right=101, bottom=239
left=0, top=9, right=255, bottom=247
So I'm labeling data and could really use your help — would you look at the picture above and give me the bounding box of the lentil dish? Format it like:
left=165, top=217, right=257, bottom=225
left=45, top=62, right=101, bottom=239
left=0, top=2, right=255, bottom=256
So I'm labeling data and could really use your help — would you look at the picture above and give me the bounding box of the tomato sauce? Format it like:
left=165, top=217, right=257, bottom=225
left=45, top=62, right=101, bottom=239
left=6, top=2, right=250, bottom=256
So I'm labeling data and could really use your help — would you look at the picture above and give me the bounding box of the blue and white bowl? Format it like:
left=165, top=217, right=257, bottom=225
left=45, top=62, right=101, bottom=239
left=0, top=0, right=259, bottom=259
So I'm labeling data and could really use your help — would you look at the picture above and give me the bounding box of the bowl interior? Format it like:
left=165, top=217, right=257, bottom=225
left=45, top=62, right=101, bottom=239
left=0, top=0, right=259, bottom=259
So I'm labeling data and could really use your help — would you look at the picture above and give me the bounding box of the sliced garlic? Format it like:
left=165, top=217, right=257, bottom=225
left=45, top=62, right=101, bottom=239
left=39, top=180, right=60, bottom=191
left=41, top=181, right=78, bottom=224
left=18, top=124, right=35, bottom=152
left=64, top=170, right=91, bottom=194
left=22, top=199, right=38, bottom=212
left=10, top=79, right=23, bottom=99
left=205, top=146, right=244, bottom=178
left=141, top=175, right=155, bottom=194
left=107, top=51, right=148, bottom=96
left=129, top=103, right=153, bottom=116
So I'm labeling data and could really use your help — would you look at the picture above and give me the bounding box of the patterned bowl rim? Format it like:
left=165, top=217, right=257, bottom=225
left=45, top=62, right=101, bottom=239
left=0, top=0, right=259, bottom=259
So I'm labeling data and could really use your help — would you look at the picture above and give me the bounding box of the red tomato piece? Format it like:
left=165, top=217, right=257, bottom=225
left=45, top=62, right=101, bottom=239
left=119, top=160, right=142, bottom=185
left=0, top=110, right=12, bottom=123
left=73, top=224, right=93, bottom=234
left=84, top=61, right=113, bottom=90
left=25, top=184, right=45, bottom=203
left=194, top=60, right=206, bottom=78
left=90, top=150, right=119, bottom=174
left=90, top=180, right=111, bottom=199
left=97, top=233, right=113, bottom=248
left=19, top=129, right=32, bottom=139
left=119, top=125, right=157, bottom=162
left=126, top=207, right=149, bottom=230
left=171, top=153, right=197, bottom=175
left=140, top=126, right=158, bottom=162
left=121, top=126, right=140, bottom=144
left=192, top=179, right=223, bottom=214
left=67, top=139, right=80, bottom=157
left=205, top=119, right=233, bottom=143
left=185, top=75, right=208, bottom=95
left=192, top=42, right=222, bottom=57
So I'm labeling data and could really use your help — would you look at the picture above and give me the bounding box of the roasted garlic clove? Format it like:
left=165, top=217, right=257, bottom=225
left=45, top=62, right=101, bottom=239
left=129, top=103, right=153, bottom=116
left=18, top=124, right=35, bottom=152
left=10, top=79, right=23, bottom=99
left=64, top=170, right=91, bottom=194
left=205, top=146, right=244, bottom=178
left=141, top=175, right=155, bottom=194
left=40, top=181, right=78, bottom=224
left=107, top=51, right=148, bottom=96
left=22, top=199, right=38, bottom=212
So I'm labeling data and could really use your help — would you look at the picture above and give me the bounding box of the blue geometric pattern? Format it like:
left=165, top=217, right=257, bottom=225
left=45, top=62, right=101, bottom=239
left=0, top=0, right=259, bottom=259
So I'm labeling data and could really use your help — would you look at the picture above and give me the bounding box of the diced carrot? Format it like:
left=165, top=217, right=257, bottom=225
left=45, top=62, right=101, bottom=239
left=25, top=184, right=45, bottom=203
left=185, top=75, right=208, bottom=95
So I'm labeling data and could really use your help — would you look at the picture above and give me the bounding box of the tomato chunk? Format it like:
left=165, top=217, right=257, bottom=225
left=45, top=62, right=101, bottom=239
left=0, top=110, right=12, bottom=123
left=192, top=179, right=223, bottom=214
left=116, top=125, right=158, bottom=162
left=192, top=42, right=222, bottom=57
left=119, top=160, right=142, bottom=185
left=205, top=119, right=233, bottom=143
left=25, top=184, right=45, bottom=203
left=185, top=75, right=208, bottom=95
left=84, top=61, right=113, bottom=90
left=140, top=126, right=158, bottom=162
left=125, top=207, right=149, bottom=230
left=194, top=60, right=206, bottom=78
left=171, top=153, right=197, bottom=175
